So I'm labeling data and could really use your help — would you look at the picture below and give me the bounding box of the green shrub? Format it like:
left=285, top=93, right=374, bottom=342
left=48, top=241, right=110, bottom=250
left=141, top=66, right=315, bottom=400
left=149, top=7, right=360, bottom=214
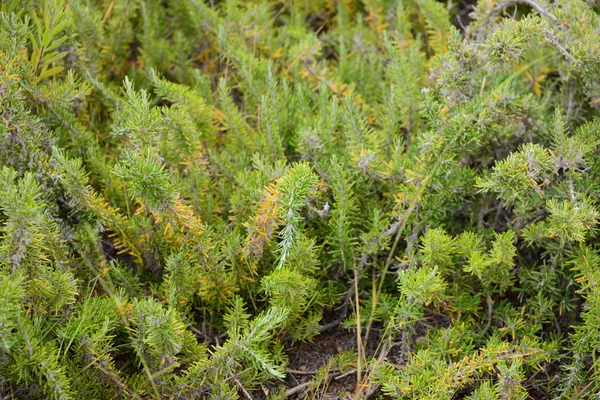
left=1, top=0, right=600, bottom=398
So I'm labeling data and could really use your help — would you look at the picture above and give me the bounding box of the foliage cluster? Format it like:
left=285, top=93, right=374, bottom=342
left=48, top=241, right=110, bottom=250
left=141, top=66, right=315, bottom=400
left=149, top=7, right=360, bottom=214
left=1, top=0, right=600, bottom=398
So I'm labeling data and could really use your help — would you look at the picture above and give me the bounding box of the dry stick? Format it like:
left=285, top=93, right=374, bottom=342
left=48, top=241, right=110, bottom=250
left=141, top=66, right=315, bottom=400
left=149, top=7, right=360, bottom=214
left=517, top=0, right=557, bottom=21
left=544, top=30, right=576, bottom=63
left=232, top=374, right=253, bottom=400
left=286, top=382, right=312, bottom=398
left=319, top=315, right=346, bottom=333
left=287, top=368, right=340, bottom=375
left=190, top=325, right=227, bottom=343
left=488, top=0, right=556, bottom=21
left=353, top=266, right=364, bottom=397
left=335, top=369, right=358, bottom=380
left=285, top=370, right=358, bottom=398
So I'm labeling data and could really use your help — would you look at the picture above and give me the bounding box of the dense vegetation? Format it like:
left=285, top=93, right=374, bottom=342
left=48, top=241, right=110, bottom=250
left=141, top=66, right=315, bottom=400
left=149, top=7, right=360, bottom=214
left=1, top=0, right=600, bottom=398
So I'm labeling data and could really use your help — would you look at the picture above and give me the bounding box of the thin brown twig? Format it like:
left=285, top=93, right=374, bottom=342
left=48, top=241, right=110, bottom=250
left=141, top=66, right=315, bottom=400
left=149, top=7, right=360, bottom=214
left=364, top=341, right=389, bottom=399
left=543, top=29, right=576, bottom=63
left=286, top=368, right=340, bottom=375
left=353, top=267, right=364, bottom=396
left=319, top=316, right=345, bottom=334
left=285, top=381, right=311, bottom=398
left=232, top=374, right=253, bottom=400
left=334, top=369, right=358, bottom=380
left=285, top=369, right=358, bottom=398
left=518, top=0, right=557, bottom=21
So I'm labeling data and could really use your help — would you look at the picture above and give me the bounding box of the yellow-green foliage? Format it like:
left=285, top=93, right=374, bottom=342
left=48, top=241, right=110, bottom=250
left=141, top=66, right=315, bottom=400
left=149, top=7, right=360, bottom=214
left=1, top=0, right=600, bottom=398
